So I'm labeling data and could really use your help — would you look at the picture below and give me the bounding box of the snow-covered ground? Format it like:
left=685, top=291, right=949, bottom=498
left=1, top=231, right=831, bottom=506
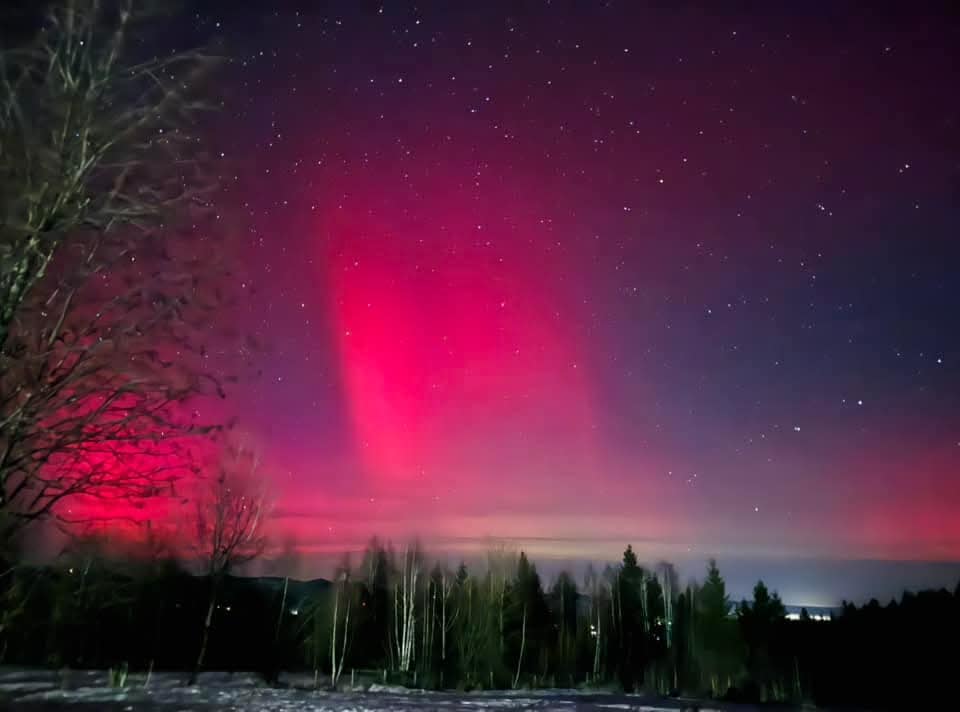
left=0, top=668, right=745, bottom=710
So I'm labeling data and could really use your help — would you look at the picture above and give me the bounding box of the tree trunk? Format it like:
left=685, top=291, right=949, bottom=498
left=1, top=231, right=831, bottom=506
left=190, top=581, right=218, bottom=685
left=441, top=573, right=447, bottom=662
left=393, top=579, right=401, bottom=668
left=337, top=595, right=351, bottom=685
left=330, top=582, right=340, bottom=686
left=513, top=604, right=527, bottom=689
left=560, top=588, right=566, bottom=667
left=275, top=576, right=288, bottom=643
left=593, top=606, right=601, bottom=677
left=498, top=584, right=505, bottom=655
left=270, top=576, right=288, bottom=682
left=330, top=580, right=351, bottom=688
left=395, top=548, right=419, bottom=672
left=661, top=572, right=673, bottom=648
left=421, top=580, right=430, bottom=668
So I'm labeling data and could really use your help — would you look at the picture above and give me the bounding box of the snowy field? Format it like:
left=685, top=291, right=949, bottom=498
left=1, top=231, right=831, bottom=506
left=0, top=668, right=757, bottom=711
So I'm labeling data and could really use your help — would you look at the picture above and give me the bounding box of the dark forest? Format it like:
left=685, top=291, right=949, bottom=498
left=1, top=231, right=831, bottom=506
left=2, top=542, right=958, bottom=709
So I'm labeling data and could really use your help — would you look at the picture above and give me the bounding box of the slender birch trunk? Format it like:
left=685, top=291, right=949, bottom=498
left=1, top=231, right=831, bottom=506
left=275, top=576, right=288, bottom=644
left=499, top=583, right=505, bottom=655
left=330, top=573, right=352, bottom=687
left=272, top=576, right=288, bottom=678
left=394, top=546, right=419, bottom=672
left=593, top=605, right=602, bottom=677
left=330, top=582, right=340, bottom=686
left=190, top=576, right=219, bottom=685
left=336, top=592, right=351, bottom=686
left=441, top=571, right=448, bottom=663
left=425, top=583, right=431, bottom=669
left=513, top=604, right=527, bottom=689
left=393, top=579, right=401, bottom=668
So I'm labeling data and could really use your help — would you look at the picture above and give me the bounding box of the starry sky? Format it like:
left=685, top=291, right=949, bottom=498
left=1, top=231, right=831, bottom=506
left=175, top=1, right=958, bottom=600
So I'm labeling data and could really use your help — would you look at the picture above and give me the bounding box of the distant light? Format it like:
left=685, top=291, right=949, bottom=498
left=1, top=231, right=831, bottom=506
left=290, top=608, right=299, bottom=616
left=787, top=612, right=831, bottom=622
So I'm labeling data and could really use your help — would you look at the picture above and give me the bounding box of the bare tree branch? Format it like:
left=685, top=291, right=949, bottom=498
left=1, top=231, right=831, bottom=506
left=189, top=442, right=269, bottom=683
left=0, top=1, right=231, bottom=549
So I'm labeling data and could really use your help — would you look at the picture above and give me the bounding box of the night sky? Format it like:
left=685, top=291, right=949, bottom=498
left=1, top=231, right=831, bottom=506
left=177, top=2, right=958, bottom=602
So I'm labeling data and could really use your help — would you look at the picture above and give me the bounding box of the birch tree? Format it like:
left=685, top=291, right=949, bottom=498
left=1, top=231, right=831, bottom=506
left=603, top=564, right=622, bottom=677
left=392, top=541, right=421, bottom=673
left=439, top=563, right=462, bottom=666
left=512, top=602, right=526, bottom=689
left=655, top=561, right=679, bottom=648
left=583, top=564, right=604, bottom=679
left=421, top=566, right=437, bottom=672
left=456, top=569, right=491, bottom=685
left=268, top=537, right=299, bottom=682
left=329, top=558, right=352, bottom=687
left=358, top=538, right=391, bottom=668
left=507, top=552, right=546, bottom=689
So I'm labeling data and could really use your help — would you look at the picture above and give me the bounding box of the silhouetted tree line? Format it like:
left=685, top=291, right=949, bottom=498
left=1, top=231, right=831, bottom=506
left=1, top=539, right=958, bottom=708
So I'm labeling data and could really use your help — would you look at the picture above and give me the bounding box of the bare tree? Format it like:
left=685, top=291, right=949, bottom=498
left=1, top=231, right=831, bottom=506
left=603, top=564, right=622, bottom=662
left=655, top=560, right=679, bottom=648
left=189, top=445, right=268, bottom=684
left=421, top=566, right=435, bottom=672
left=438, top=564, right=461, bottom=666
left=268, top=535, right=299, bottom=682
left=329, top=556, right=352, bottom=688
left=584, top=563, right=606, bottom=680
left=0, top=0, right=226, bottom=548
left=392, top=541, right=421, bottom=673
left=512, top=602, right=527, bottom=690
